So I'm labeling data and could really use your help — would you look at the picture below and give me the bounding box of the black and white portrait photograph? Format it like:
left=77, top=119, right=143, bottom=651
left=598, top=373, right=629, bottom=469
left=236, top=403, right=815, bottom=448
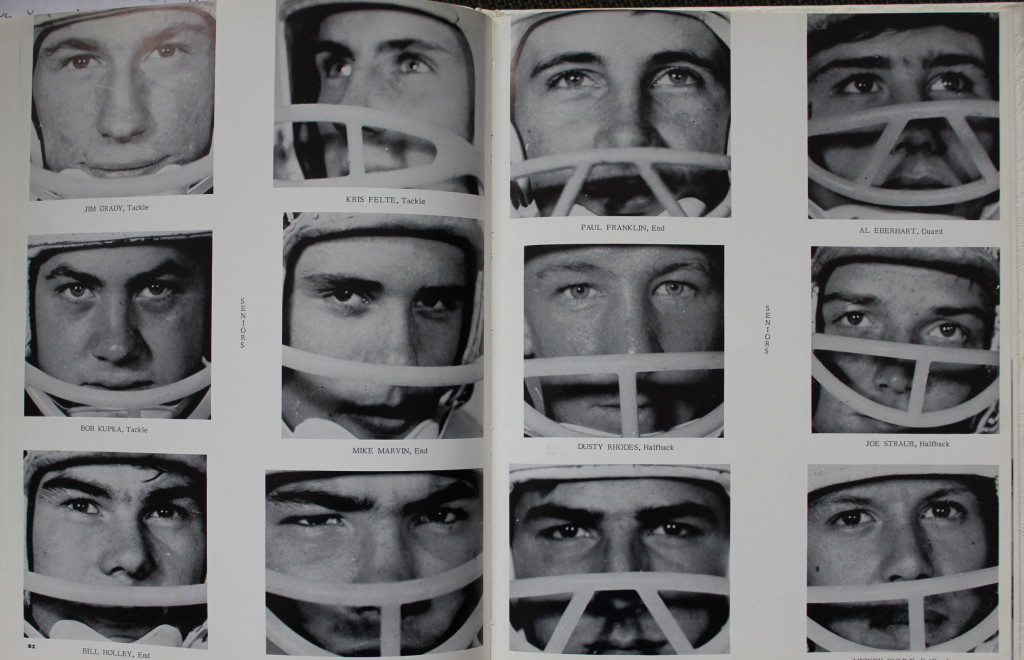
left=265, top=469, right=483, bottom=656
left=282, top=212, right=483, bottom=439
left=509, top=464, right=730, bottom=654
left=806, top=464, right=999, bottom=652
left=30, top=4, right=216, bottom=200
left=25, top=232, right=213, bottom=419
left=811, top=246, right=999, bottom=434
left=524, top=244, right=724, bottom=438
left=24, top=451, right=208, bottom=648
left=510, top=10, right=731, bottom=218
left=273, top=0, right=483, bottom=193
left=807, top=13, right=999, bottom=220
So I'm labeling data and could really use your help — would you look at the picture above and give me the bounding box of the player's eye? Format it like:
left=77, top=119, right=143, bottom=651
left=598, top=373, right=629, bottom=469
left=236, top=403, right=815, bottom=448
left=651, top=521, right=700, bottom=537
left=287, top=514, right=345, bottom=527
left=828, top=509, right=875, bottom=529
left=319, top=54, right=353, bottom=79
left=548, top=70, right=600, bottom=90
left=64, top=499, right=100, bottom=515
left=138, top=282, right=176, bottom=300
left=148, top=504, right=187, bottom=520
left=926, top=321, right=970, bottom=343
left=927, top=72, right=974, bottom=95
left=922, top=500, right=966, bottom=521
left=327, top=289, right=371, bottom=305
left=836, top=74, right=882, bottom=96
left=836, top=311, right=869, bottom=327
left=147, top=43, right=189, bottom=61
left=558, top=283, right=597, bottom=301
left=653, top=281, right=696, bottom=297
left=541, top=523, right=592, bottom=540
left=415, top=507, right=468, bottom=526
left=651, top=66, right=703, bottom=88
left=63, top=54, right=99, bottom=71
left=57, top=283, right=95, bottom=301
left=397, top=53, right=434, bottom=75
left=415, top=293, right=464, bottom=314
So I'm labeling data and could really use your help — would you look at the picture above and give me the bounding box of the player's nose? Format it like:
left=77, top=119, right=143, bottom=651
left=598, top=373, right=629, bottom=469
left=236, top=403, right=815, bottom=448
left=894, top=118, right=947, bottom=156
left=881, top=522, right=935, bottom=582
left=871, top=359, right=913, bottom=402
left=99, top=517, right=156, bottom=583
left=353, top=522, right=413, bottom=583
left=601, top=530, right=649, bottom=574
left=593, top=83, right=667, bottom=149
left=90, top=296, right=146, bottom=366
left=97, top=64, right=151, bottom=142
left=376, top=307, right=418, bottom=366
left=601, top=295, right=661, bottom=355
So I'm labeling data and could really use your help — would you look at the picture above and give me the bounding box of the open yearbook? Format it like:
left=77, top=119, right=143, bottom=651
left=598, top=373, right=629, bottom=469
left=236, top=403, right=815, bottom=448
left=0, top=0, right=1019, bottom=657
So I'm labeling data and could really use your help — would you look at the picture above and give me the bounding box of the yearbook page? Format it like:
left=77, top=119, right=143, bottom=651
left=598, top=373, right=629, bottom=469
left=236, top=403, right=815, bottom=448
left=489, top=4, right=1020, bottom=659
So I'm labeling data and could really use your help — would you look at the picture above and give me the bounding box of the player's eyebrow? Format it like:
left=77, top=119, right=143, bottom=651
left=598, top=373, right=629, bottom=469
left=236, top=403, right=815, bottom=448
left=636, top=502, right=720, bottom=526
left=931, top=305, right=987, bottom=320
left=653, top=259, right=717, bottom=280
left=649, top=50, right=725, bottom=79
left=820, top=292, right=880, bottom=307
left=267, top=487, right=376, bottom=513
left=401, top=480, right=479, bottom=517
left=809, top=55, right=889, bottom=84
left=43, top=266, right=103, bottom=288
left=378, top=38, right=451, bottom=56
left=530, top=261, right=606, bottom=279
left=37, top=475, right=111, bottom=500
left=143, top=483, right=204, bottom=508
left=302, top=275, right=383, bottom=296
left=809, top=494, right=875, bottom=511
left=125, top=260, right=198, bottom=289
left=39, top=37, right=103, bottom=60
left=521, top=503, right=602, bottom=528
left=925, top=53, right=987, bottom=71
left=416, top=284, right=469, bottom=300
left=529, top=52, right=602, bottom=80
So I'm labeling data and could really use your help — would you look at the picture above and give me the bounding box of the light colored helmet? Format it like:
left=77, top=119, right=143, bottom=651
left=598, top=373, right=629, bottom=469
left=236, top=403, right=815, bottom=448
left=811, top=246, right=999, bottom=432
left=24, top=451, right=208, bottom=648
left=30, top=5, right=215, bottom=200
left=807, top=465, right=999, bottom=652
left=25, top=232, right=212, bottom=419
left=282, top=213, right=483, bottom=436
left=510, top=10, right=731, bottom=217
left=265, top=470, right=483, bottom=656
left=274, top=0, right=483, bottom=190
left=807, top=13, right=999, bottom=220
left=509, top=464, right=730, bottom=654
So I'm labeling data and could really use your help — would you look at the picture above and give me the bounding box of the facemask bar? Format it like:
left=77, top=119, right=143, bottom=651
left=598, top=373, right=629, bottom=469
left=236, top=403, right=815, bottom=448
left=276, top=105, right=483, bottom=189
left=266, top=555, right=482, bottom=657
left=807, top=566, right=998, bottom=652
left=29, top=156, right=213, bottom=201
left=812, top=334, right=998, bottom=429
left=25, top=361, right=212, bottom=419
left=511, top=571, right=729, bottom=654
left=524, top=352, right=724, bottom=437
left=283, top=346, right=483, bottom=387
left=808, top=100, right=998, bottom=208
left=512, top=147, right=730, bottom=217
left=25, top=570, right=207, bottom=608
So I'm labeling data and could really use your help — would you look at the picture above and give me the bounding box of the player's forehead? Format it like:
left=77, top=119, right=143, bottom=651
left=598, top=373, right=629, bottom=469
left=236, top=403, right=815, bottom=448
left=294, top=235, right=468, bottom=286
left=317, top=8, right=465, bottom=54
left=37, top=9, right=213, bottom=54
left=809, top=25, right=985, bottom=73
left=526, top=245, right=718, bottom=282
left=823, top=262, right=986, bottom=305
left=35, top=244, right=201, bottom=281
left=518, top=477, right=723, bottom=515
left=270, top=473, right=479, bottom=508
left=810, top=475, right=981, bottom=509
left=519, top=11, right=721, bottom=68
left=35, top=463, right=197, bottom=502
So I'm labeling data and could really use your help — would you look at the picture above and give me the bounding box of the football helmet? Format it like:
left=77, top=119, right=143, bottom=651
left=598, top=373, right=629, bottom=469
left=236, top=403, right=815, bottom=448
left=509, top=464, right=730, bottom=654
left=30, top=6, right=215, bottom=200
left=282, top=212, right=483, bottom=438
left=807, top=465, right=999, bottom=652
left=23, top=451, right=208, bottom=648
left=811, top=246, right=999, bottom=432
left=274, top=0, right=484, bottom=191
left=25, top=232, right=212, bottom=419
left=807, top=14, right=999, bottom=220
left=510, top=11, right=731, bottom=218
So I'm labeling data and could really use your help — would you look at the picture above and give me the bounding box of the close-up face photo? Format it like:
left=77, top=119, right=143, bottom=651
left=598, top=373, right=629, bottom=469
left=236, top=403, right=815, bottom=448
left=807, top=13, right=999, bottom=220
left=806, top=467, right=998, bottom=652
left=281, top=213, right=482, bottom=440
left=811, top=247, right=999, bottom=434
left=27, top=234, right=212, bottom=419
left=275, top=1, right=479, bottom=192
left=25, top=452, right=208, bottom=647
left=31, top=6, right=216, bottom=199
left=265, top=470, right=483, bottom=656
left=512, top=10, right=730, bottom=217
left=510, top=466, right=730, bottom=654
left=524, top=244, right=724, bottom=437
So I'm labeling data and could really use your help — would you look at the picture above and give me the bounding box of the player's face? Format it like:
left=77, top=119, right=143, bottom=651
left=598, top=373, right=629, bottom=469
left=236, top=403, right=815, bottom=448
left=284, top=235, right=470, bottom=438
left=33, top=9, right=214, bottom=179
left=525, top=246, right=723, bottom=435
left=266, top=473, right=483, bottom=655
left=513, top=11, right=729, bottom=216
left=808, top=27, right=996, bottom=218
left=808, top=477, right=991, bottom=650
left=313, top=9, right=473, bottom=187
left=33, top=244, right=208, bottom=393
left=814, top=262, right=991, bottom=433
left=512, top=478, right=729, bottom=654
left=30, top=463, right=206, bottom=641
